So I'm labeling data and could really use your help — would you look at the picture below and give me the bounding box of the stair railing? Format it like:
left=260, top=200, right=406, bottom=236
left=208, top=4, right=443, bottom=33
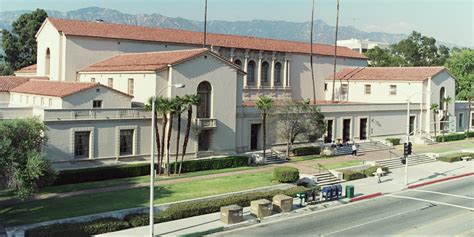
left=316, top=163, right=330, bottom=174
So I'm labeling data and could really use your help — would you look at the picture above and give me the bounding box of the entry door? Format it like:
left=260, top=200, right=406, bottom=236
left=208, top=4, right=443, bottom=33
left=359, top=118, right=368, bottom=140
left=343, top=119, right=351, bottom=143
left=198, top=130, right=210, bottom=151
left=250, top=124, right=261, bottom=150
left=325, top=120, right=334, bottom=143
left=409, top=116, right=416, bottom=135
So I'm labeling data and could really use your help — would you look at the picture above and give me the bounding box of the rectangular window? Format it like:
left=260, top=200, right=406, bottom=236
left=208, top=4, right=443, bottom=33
left=471, top=112, right=474, bottom=127
left=324, top=83, right=328, bottom=91
left=341, top=84, right=348, bottom=95
left=20, top=95, right=23, bottom=103
left=108, top=78, right=113, bottom=88
left=128, top=78, right=134, bottom=95
left=93, top=100, right=102, bottom=108
left=49, top=99, right=52, bottom=107
left=41, top=98, right=44, bottom=106
left=390, top=85, right=397, bottom=95
left=74, top=131, right=90, bottom=158
left=91, top=78, right=96, bottom=83
left=26, top=96, right=29, bottom=104
left=365, top=84, right=371, bottom=95
left=33, top=97, right=36, bottom=105
left=119, top=129, right=134, bottom=156
left=458, top=113, right=463, bottom=128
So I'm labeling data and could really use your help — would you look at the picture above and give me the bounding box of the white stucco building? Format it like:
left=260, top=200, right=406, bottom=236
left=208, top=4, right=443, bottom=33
left=1, top=18, right=471, bottom=169
left=337, top=38, right=390, bottom=53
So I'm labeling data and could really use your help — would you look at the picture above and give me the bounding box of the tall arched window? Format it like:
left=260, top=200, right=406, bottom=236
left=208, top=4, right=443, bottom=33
left=274, top=62, right=282, bottom=86
left=197, top=81, right=212, bottom=118
left=439, top=87, right=445, bottom=110
left=247, top=60, right=256, bottom=86
left=261, top=61, right=269, bottom=86
left=45, top=48, right=51, bottom=76
left=234, top=59, right=242, bottom=69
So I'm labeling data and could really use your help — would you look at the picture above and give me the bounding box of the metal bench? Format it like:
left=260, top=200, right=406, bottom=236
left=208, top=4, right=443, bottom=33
left=461, top=156, right=472, bottom=161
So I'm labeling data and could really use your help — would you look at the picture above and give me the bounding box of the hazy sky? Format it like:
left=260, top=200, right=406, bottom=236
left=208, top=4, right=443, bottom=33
left=1, top=0, right=472, bottom=47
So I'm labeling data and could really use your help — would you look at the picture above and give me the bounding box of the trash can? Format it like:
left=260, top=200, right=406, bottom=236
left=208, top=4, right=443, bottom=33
left=346, top=185, right=355, bottom=198
left=220, top=204, right=243, bottom=224
left=331, top=185, right=338, bottom=200
left=250, top=199, right=272, bottom=219
left=336, top=184, right=343, bottom=199
left=273, top=194, right=293, bottom=213
left=296, top=192, right=307, bottom=206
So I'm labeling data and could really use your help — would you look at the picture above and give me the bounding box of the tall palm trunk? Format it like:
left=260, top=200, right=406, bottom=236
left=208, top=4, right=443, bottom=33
left=154, top=110, right=161, bottom=174
left=262, top=112, right=267, bottom=161
left=468, top=96, right=471, bottom=137
left=179, top=105, right=193, bottom=175
left=433, top=112, right=437, bottom=137
left=310, top=0, right=316, bottom=104
left=174, top=112, right=181, bottom=174
left=166, top=112, right=174, bottom=176
left=159, top=114, right=167, bottom=175
left=331, top=0, right=340, bottom=102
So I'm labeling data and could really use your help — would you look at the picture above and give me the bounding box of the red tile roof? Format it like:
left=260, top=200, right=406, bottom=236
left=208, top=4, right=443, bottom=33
left=0, top=76, right=48, bottom=92
left=10, top=80, right=100, bottom=97
left=47, top=18, right=367, bottom=60
left=328, top=67, right=446, bottom=81
left=80, top=48, right=209, bottom=72
left=15, top=64, right=37, bottom=73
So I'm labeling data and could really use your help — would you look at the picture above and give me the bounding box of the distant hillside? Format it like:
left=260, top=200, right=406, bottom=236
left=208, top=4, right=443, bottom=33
left=0, top=7, right=461, bottom=48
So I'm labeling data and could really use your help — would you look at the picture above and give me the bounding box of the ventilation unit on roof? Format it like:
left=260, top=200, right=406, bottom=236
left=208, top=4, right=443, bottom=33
left=95, top=19, right=104, bottom=23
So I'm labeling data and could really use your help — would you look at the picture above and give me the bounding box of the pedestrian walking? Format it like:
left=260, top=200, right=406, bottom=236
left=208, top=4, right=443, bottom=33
left=376, top=167, right=383, bottom=183
left=351, top=143, right=357, bottom=156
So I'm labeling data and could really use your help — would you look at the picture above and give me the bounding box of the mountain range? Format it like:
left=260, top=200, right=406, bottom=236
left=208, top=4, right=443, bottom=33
left=0, top=7, right=460, bottom=52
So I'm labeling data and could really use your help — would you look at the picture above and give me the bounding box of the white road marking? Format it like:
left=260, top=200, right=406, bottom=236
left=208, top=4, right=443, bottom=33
left=409, top=189, right=474, bottom=200
left=321, top=207, right=423, bottom=236
left=387, top=194, right=474, bottom=211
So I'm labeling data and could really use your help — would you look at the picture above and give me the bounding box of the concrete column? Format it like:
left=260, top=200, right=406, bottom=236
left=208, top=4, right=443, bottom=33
left=287, top=59, right=291, bottom=87
left=257, top=51, right=263, bottom=88
left=283, top=60, right=288, bottom=87
left=270, top=56, right=276, bottom=88
left=230, top=48, right=235, bottom=62
left=243, top=50, right=249, bottom=87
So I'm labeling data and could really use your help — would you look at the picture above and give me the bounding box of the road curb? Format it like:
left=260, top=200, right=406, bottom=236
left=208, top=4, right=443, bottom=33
left=408, top=172, right=474, bottom=189
left=349, top=192, right=383, bottom=202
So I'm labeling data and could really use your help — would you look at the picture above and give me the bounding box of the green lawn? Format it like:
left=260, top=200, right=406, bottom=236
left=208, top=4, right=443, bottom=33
left=319, top=160, right=363, bottom=170
left=0, top=172, right=274, bottom=227
left=289, top=155, right=324, bottom=163
left=395, top=139, right=474, bottom=154
left=41, top=166, right=255, bottom=194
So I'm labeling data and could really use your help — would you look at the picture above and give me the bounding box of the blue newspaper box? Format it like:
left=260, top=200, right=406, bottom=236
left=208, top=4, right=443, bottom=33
left=331, top=185, right=338, bottom=200
left=321, top=186, right=332, bottom=200
left=335, top=184, right=343, bottom=199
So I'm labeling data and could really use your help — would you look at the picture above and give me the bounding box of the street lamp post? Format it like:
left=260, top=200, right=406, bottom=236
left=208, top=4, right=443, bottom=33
left=150, top=84, right=185, bottom=237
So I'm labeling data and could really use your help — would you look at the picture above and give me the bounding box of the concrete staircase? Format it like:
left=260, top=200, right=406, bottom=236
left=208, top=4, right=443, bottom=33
left=265, top=154, right=287, bottom=164
left=313, top=172, right=344, bottom=186
left=375, top=154, right=436, bottom=170
left=356, top=141, right=392, bottom=153
left=334, top=146, right=353, bottom=156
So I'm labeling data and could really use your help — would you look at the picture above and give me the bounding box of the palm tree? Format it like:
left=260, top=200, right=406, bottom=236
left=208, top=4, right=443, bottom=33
left=256, top=96, right=273, bottom=162
left=331, top=0, right=340, bottom=102
left=309, top=0, right=316, bottom=104
left=145, top=97, right=161, bottom=173
left=179, top=94, right=200, bottom=175
left=156, top=97, right=170, bottom=175
left=430, top=103, right=439, bottom=137
left=173, top=96, right=186, bottom=175
left=441, top=96, right=452, bottom=142
left=165, top=98, right=180, bottom=176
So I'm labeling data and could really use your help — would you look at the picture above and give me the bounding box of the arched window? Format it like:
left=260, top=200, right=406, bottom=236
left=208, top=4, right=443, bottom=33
left=261, top=61, right=269, bottom=86
left=45, top=48, right=51, bottom=76
left=247, top=60, right=256, bottom=86
left=234, top=59, right=242, bottom=69
left=197, top=81, right=212, bottom=118
left=439, top=87, right=445, bottom=110
left=274, top=62, right=282, bottom=86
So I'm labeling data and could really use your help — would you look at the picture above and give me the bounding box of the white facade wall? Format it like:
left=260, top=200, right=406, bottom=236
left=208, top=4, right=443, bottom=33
left=78, top=72, right=157, bottom=105
left=36, top=21, right=63, bottom=81
left=62, top=86, right=131, bottom=109
left=9, top=92, right=63, bottom=108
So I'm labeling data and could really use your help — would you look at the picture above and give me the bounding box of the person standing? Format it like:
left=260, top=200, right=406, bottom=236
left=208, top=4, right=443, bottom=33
left=351, top=143, right=357, bottom=156
left=376, top=167, right=383, bottom=183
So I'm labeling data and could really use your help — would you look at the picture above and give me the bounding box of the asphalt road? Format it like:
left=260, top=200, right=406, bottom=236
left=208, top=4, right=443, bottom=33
left=216, top=176, right=474, bottom=236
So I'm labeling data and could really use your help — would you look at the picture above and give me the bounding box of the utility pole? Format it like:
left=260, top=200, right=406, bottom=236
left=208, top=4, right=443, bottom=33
left=203, top=0, right=208, bottom=48
left=310, top=0, right=316, bottom=104
left=331, top=0, right=340, bottom=102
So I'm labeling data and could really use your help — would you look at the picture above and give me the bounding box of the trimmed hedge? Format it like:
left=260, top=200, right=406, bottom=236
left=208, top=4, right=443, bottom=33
left=363, top=166, right=389, bottom=177
left=438, top=153, right=473, bottom=163
left=386, top=138, right=400, bottom=146
left=53, top=156, right=249, bottom=186
left=124, top=186, right=309, bottom=227
left=168, top=156, right=248, bottom=173
left=435, top=133, right=466, bottom=142
left=25, top=218, right=129, bottom=237
left=466, top=131, right=474, bottom=138
left=293, top=146, right=321, bottom=156
left=342, top=170, right=366, bottom=181
left=273, top=166, right=300, bottom=183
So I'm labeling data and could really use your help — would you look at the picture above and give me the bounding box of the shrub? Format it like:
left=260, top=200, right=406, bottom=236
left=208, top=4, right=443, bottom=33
left=168, top=156, right=248, bottom=173
left=466, top=131, right=474, bottom=138
left=342, top=170, right=366, bottom=181
left=293, top=146, right=321, bottom=156
left=438, top=152, right=472, bottom=163
left=124, top=186, right=308, bottom=227
left=273, top=166, right=300, bottom=183
left=435, top=133, right=466, bottom=142
left=25, top=218, right=129, bottom=237
left=386, top=138, right=400, bottom=146
left=363, top=166, right=389, bottom=177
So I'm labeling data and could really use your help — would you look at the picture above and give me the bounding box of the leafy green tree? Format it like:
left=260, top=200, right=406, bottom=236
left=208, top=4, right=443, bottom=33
left=0, top=118, right=56, bottom=199
left=365, top=46, right=404, bottom=67
left=256, top=96, right=273, bottom=161
left=445, top=49, right=474, bottom=99
left=0, top=62, right=14, bottom=76
left=2, top=9, right=47, bottom=71
left=179, top=95, right=200, bottom=175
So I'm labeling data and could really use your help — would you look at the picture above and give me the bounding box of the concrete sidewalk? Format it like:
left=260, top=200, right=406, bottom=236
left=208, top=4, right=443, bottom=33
left=99, top=160, right=473, bottom=237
